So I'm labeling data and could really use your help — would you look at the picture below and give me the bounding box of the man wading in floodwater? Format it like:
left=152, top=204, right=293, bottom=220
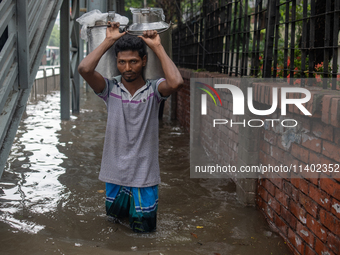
left=78, top=21, right=183, bottom=232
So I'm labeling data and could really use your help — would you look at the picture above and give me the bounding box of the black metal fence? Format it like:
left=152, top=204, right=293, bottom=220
left=172, top=0, right=340, bottom=89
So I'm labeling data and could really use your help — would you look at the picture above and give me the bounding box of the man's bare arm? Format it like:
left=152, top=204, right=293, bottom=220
left=78, top=22, right=125, bottom=93
left=139, top=30, right=183, bottom=97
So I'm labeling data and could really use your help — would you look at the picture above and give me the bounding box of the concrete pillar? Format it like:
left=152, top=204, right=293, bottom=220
left=235, top=78, right=260, bottom=206
left=60, top=0, right=70, bottom=120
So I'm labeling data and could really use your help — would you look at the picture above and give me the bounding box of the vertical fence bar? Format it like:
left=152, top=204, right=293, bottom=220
left=225, top=0, right=232, bottom=74
left=218, top=2, right=225, bottom=73
left=220, top=0, right=226, bottom=73
left=273, top=0, right=280, bottom=78
left=323, top=0, right=331, bottom=89
left=300, top=0, right=308, bottom=86
left=263, top=0, right=276, bottom=78
left=235, top=0, right=242, bottom=76
left=229, top=0, right=237, bottom=75
left=289, top=0, right=296, bottom=84
left=214, top=3, right=218, bottom=71
left=251, top=6, right=257, bottom=76
left=332, top=0, right=339, bottom=90
left=60, top=0, right=70, bottom=120
left=202, top=0, right=207, bottom=69
left=241, top=0, right=248, bottom=76
left=255, top=1, right=263, bottom=77
left=176, top=0, right=181, bottom=67
left=284, top=1, right=289, bottom=78
left=308, top=0, right=315, bottom=85
left=43, top=69, right=47, bottom=94
left=244, top=12, right=251, bottom=76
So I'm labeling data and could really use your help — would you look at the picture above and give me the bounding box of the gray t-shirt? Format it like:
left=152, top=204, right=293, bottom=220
left=96, top=75, right=167, bottom=187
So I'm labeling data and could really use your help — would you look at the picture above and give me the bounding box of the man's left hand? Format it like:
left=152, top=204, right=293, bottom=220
left=138, top=30, right=162, bottom=51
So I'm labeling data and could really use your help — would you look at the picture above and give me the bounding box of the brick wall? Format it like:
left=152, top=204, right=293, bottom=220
left=170, top=68, right=340, bottom=255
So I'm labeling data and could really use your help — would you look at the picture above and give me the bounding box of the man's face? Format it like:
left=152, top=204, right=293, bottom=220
left=117, top=50, right=146, bottom=83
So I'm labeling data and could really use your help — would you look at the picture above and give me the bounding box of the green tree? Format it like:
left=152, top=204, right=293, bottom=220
left=48, top=24, right=60, bottom=47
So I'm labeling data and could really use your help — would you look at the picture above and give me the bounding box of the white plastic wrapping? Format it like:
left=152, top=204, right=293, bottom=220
left=76, top=9, right=129, bottom=41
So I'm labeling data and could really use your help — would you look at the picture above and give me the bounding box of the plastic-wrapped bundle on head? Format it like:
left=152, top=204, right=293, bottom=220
left=76, top=9, right=129, bottom=41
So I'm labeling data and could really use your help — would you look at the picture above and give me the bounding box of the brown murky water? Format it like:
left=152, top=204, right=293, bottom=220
left=0, top=85, right=292, bottom=255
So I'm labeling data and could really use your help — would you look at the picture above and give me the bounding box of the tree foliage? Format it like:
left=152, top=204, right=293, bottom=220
left=48, top=24, right=60, bottom=47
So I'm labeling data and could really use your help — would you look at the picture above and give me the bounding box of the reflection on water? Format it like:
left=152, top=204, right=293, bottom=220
left=0, top=85, right=292, bottom=254
left=1, top=92, right=69, bottom=234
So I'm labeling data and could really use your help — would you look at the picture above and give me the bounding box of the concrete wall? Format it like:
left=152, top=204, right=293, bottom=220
left=167, top=68, right=340, bottom=255
left=31, top=74, right=60, bottom=101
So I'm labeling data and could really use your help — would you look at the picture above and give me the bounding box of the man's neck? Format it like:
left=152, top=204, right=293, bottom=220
left=121, top=76, right=145, bottom=97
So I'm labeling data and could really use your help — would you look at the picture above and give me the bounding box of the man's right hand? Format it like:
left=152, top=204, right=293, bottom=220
left=106, top=21, right=125, bottom=44
left=78, top=22, right=126, bottom=94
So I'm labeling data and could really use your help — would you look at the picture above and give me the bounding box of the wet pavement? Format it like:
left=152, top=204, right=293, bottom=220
left=0, top=84, right=292, bottom=255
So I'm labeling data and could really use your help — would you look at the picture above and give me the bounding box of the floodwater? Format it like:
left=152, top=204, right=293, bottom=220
left=0, top=82, right=292, bottom=255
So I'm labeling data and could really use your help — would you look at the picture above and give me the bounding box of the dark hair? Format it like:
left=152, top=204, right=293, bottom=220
left=114, top=34, right=147, bottom=59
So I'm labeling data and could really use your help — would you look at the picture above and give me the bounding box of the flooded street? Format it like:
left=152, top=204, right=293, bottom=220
left=0, top=85, right=292, bottom=255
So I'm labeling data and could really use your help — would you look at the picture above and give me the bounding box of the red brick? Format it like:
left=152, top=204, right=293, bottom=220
left=275, top=188, right=289, bottom=208
left=330, top=198, right=340, bottom=218
left=256, top=196, right=264, bottom=209
left=286, top=240, right=302, bottom=255
left=328, top=233, right=340, bottom=254
left=271, top=146, right=285, bottom=163
left=271, top=177, right=283, bottom=189
left=299, top=178, right=309, bottom=195
left=319, top=208, right=340, bottom=235
left=309, top=152, right=336, bottom=178
left=300, top=116, right=311, bottom=132
left=322, top=141, right=340, bottom=162
left=309, top=184, right=331, bottom=211
left=260, top=140, right=271, bottom=154
left=282, top=206, right=298, bottom=229
left=277, top=135, right=288, bottom=151
left=283, top=180, right=299, bottom=202
left=291, top=143, right=309, bottom=163
left=320, top=177, right=340, bottom=201
left=330, top=98, right=340, bottom=128
left=284, top=152, right=300, bottom=169
left=259, top=150, right=268, bottom=166
left=263, top=201, right=274, bottom=220
left=315, top=237, right=335, bottom=255
left=288, top=228, right=305, bottom=255
left=305, top=244, right=317, bottom=255
left=291, top=178, right=300, bottom=188
left=301, top=135, right=322, bottom=153
left=290, top=200, right=307, bottom=224
left=268, top=194, right=281, bottom=214
left=263, top=179, right=276, bottom=196
left=264, top=130, right=277, bottom=145
left=328, top=232, right=340, bottom=254
left=335, top=128, right=340, bottom=145
left=257, top=185, right=268, bottom=202
left=306, top=177, right=318, bottom=186
left=296, top=221, right=314, bottom=248
left=306, top=214, right=328, bottom=241
left=275, top=214, right=288, bottom=235
left=312, top=121, right=333, bottom=141
left=299, top=192, right=318, bottom=218
left=321, top=95, right=334, bottom=124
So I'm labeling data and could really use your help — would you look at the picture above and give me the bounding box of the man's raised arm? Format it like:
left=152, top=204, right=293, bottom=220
left=139, top=30, right=183, bottom=97
left=78, top=21, right=125, bottom=93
